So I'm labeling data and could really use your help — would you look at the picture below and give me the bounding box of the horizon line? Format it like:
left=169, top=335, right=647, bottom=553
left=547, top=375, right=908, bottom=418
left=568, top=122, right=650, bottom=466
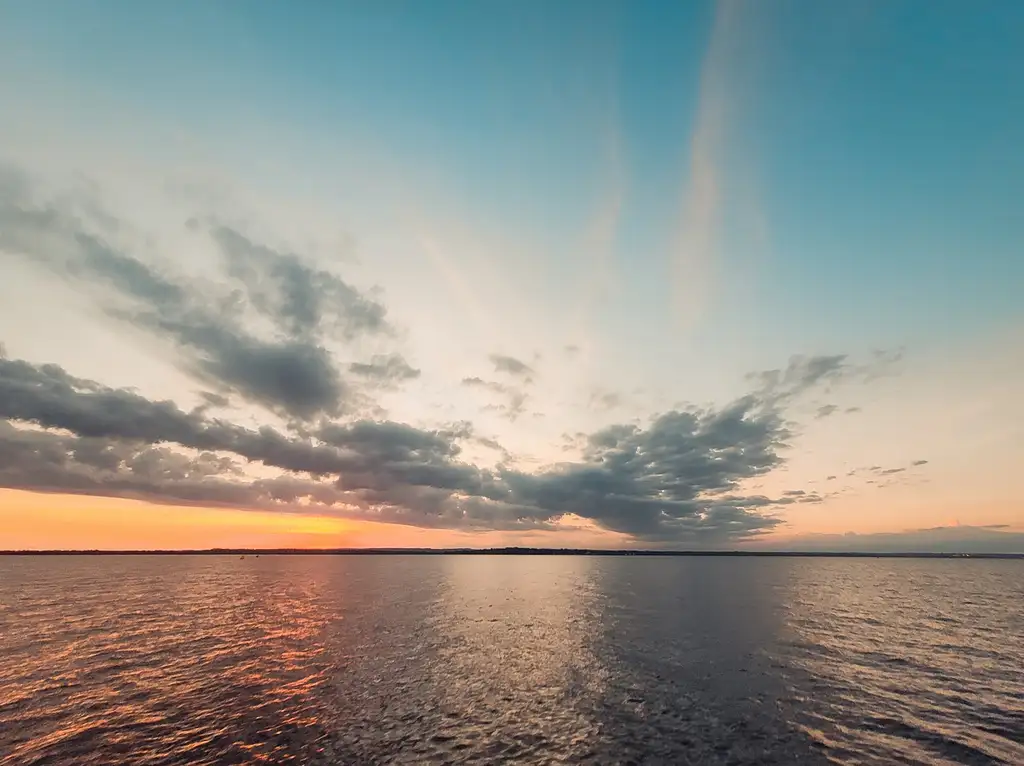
left=1, top=547, right=1021, bottom=559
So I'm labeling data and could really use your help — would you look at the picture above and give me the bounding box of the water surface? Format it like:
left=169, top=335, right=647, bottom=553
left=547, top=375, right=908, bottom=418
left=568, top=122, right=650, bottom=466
left=1, top=555, right=1021, bottom=764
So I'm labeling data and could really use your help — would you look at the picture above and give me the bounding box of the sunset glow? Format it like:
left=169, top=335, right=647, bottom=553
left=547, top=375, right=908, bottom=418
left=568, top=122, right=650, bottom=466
left=0, top=1, right=1021, bottom=552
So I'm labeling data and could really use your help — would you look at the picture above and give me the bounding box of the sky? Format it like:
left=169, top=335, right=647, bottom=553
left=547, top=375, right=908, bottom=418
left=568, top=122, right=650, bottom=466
left=0, top=0, right=1022, bottom=551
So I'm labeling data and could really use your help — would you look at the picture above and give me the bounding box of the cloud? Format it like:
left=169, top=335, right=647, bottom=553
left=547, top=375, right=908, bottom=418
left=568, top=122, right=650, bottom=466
left=473, top=435, right=510, bottom=459
left=208, top=223, right=389, bottom=341
left=748, top=352, right=902, bottom=408
left=348, top=354, right=420, bottom=387
left=486, top=390, right=529, bottom=423
left=849, top=462, right=927, bottom=478
left=748, top=354, right=848, bottom=400
left=497, top=394, right=795, bottom=542
left=461, top=376, right=507, bottom=394
left=815, top=404, right=838, bottom=419
left=489, top=354, right=534, bottom=379
left=73, top=233, right=352, bottom=419
left=0, top=167, right=395, bottom=421
left=0, top=353, right=855, bottom=544
left=198, top=391, right=231, bottom=409
left=0, top=356, right=502, bottom=525
left=670, top=0, right=735, bottom=328
left=0, top=422, right=265, bottom=510
left=462, top=376, right=529, bottom=422
left=185, top=331, right=349, bottom=421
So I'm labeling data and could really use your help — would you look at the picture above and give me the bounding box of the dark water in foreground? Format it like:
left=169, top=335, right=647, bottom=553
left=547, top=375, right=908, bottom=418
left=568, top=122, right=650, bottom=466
left=0, top=556, right=1022, bottom=765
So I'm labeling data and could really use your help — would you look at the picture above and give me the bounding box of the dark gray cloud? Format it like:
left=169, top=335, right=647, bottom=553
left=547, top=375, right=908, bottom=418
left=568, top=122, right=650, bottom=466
left=748, top=352, right=902, bottom=406
left=0, top=168, right=398, bottom=421
left=0, top=356, right=503, bottom=524
left=489, top=354, right=534, bottom=378
left=72, top=234, right=350, bottom=419
left=842, top=461, right=930, bottom=492
left=198, top=391, right=231, bottom=409
left=462, top=377, right=507, bottom=394
left=0, top=421, right=333, bottom=512
left=209, top=224, right=389, bottom=341
left=185, top=329, right=348, bottom=420
left=473, top=435, right=509, bottom=457
left=349, top=354, right=420, bottom=387
left=462, top=377, right=529, bottom=422
left=0, top=354, right=825, bottom=544
left=815, top=404, right=838, bottom=419
left=774, top=492, right=824, bottom=505
left=748, top=354, right=848, bottom=400
left=497, top=395, right=792, bottom=542
left=850, top=462, right=926, bottom=478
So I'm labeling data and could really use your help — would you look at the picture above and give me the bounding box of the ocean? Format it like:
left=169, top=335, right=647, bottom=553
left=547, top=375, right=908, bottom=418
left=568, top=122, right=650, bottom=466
left=1, top=555, right=1021, bottom=765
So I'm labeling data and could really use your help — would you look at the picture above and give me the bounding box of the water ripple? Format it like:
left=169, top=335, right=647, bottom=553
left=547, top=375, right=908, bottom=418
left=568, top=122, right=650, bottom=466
left=0, top=555, right=1021, bottom=765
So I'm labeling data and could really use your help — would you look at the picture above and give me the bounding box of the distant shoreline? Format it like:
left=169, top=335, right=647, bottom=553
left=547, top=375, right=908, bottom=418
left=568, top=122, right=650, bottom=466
left=1, top=548, right=1021, bottom=559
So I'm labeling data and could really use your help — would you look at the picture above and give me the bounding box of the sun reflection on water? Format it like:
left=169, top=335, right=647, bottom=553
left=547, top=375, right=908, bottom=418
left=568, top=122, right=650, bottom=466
left=1, top=555, right=1021, bottom=765
left=426, top=555, right=608, bottom=758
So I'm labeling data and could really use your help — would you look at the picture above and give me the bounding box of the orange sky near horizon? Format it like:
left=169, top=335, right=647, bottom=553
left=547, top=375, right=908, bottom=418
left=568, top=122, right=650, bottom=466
left=0, top=490, right=636, bottom=551
left=5, top=489, right=1020, bottom=552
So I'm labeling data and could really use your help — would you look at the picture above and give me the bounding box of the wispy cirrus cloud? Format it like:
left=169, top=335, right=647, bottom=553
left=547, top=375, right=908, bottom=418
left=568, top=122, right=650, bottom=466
left=671, top=0, right=739, bottom=330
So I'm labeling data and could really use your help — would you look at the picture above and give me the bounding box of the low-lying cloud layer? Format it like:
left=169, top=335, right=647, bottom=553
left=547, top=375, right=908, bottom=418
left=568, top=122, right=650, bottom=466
left=1, top=351, right=841, bottom=544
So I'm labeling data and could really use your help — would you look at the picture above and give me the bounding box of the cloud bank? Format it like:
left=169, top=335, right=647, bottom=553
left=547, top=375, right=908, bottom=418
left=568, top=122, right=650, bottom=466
left=0, top=350, right=845, bottom=544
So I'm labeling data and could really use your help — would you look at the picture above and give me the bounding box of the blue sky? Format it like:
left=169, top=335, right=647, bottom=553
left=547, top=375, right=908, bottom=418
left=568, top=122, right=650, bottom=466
left=0, top=1, right=1022, bottom=549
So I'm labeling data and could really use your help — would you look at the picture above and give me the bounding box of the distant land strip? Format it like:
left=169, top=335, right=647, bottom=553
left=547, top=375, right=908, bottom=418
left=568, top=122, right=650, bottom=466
left=1, top=548, right=1022, bottom=558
